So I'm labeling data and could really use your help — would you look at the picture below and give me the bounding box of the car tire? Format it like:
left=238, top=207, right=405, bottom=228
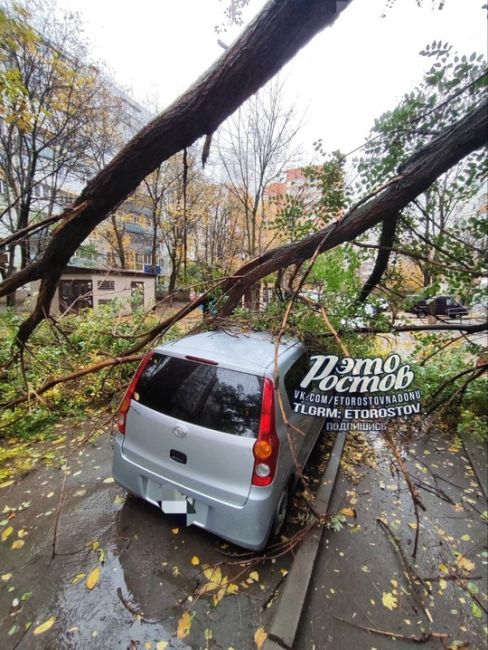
left=269, top=484, right=290, bottom=543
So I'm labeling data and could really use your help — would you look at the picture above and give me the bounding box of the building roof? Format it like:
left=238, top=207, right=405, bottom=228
left=63, top=265, right=155, bottom=277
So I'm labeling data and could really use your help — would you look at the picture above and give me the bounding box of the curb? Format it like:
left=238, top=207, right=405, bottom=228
left=263, top=429, right=347, bottom=650
left=461, top=434, right=487, bottom=499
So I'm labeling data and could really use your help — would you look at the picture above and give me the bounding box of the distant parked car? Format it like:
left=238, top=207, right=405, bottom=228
left=426, top=295, right=469, bottom=318
left=112, top=331, right=326, bottom=550
left=407, top=295, right=468, bottom=318
left=407, top=297, right=429, bottom=317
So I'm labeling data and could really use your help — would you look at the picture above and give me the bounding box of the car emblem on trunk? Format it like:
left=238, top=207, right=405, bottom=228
left=173, top=426, right=187, bottom=437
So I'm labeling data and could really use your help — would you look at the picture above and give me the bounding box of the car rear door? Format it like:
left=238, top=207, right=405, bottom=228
left=121, top=354, right=263, bottom=506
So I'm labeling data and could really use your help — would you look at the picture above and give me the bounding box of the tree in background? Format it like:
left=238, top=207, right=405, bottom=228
left=217, top=79, right=301, bottom=259
left=355, top=42, right=487, bottom=304
left=0, top=0, right=99, bottom=303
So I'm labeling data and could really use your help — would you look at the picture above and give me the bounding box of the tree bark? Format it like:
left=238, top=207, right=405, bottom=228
left=218, top=99, right=488, bottom=315
left=357, top=214, right=398, bottom=303
left=0, top=0, right=347, bottom=336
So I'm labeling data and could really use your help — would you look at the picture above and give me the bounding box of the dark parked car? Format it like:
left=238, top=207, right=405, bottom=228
left=408, top=295, right=468, bottom=318
left=408, top=298, right=429, bottom=317
left=427, top=295, right=469, bottom=318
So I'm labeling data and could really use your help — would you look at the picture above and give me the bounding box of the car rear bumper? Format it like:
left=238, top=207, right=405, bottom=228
left=112, top=433, right=277, bottom=550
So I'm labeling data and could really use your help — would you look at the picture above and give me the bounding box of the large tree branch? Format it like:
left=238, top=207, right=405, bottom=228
left=0, top=0, right=350, bottom=343
left=218, top=99, right=488, bottom=315
left=357, top=213, right=398, bottom=303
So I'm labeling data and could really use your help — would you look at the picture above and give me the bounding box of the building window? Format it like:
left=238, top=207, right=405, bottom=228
left=98, top=280, right=115, bottom=290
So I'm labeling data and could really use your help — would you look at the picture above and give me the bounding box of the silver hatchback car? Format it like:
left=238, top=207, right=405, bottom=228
left=112, top=331, right=324, bottom=550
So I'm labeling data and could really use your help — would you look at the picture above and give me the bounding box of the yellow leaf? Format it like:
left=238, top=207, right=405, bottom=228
left=339, top=507, right=355, bottom=517
left=144, top=642, right=153, bottom=649
left=33, top=616, right=56, bottom=635
left=71, top=573, right=86, bottom=584
left=191, top=555, right=200, bottom=566
left=156, top=643, right=168, bottom=650
left=102, top=477, right=115, bottom=484
left=176, top=611, right=193, bottom=640
left=2, top=526, right=13, bottom=542
left=1, top=573, right=12, bottom=581
left=226, top=583, right=239, bottom=594
left=390, top=579, right=398, bottom=588
left=439, top=579, right=447, bottom=591
left=0, top=480, right=14, bottom=488
left=457, top=556, right=475, bottom=572
left=171, top=528, right=179, bottom=535
left=249, top=570, right=259, bottom=582
left=17, top=529, right=28, bottom=538
left=212, top=587, right=226, bottom=607
left=439, top=563, right=449, bottom=574
left=201, top=581, right=220, bottom=593
left=86, top=567, right=100, bottom=590
left=254, top=627, right=267, bottom=649
left=11, top=539, right=24, bottom=549
left=382, top=592, right=398, bottom=610
left=408, top=522, right=417, bottom=530
left=204, top=566, right=222, bottom=585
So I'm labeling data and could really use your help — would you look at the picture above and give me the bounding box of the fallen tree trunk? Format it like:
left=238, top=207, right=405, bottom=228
left=218, top=99, right=488, bottom=315
left=0, top=0, right=349, bottom=345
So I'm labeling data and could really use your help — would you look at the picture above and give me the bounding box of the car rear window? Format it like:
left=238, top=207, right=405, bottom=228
left=134, top=354, right=263, bottom=438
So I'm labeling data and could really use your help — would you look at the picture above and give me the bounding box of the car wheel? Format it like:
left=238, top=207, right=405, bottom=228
left=269, top=484, right=290, bottom=542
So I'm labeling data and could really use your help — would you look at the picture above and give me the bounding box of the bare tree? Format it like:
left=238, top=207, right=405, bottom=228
left=0, top=0, right=99, bottom=303
left=217, top=79, right=301, bottom=259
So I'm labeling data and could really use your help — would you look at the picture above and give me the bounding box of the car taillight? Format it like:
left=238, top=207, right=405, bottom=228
left=117, top=352, right=154, bottom=434
left=252, top=378, right=280, bottom=487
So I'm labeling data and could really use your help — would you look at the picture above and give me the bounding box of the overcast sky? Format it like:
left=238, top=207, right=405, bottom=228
left=57, top=0, right=486, bottom=158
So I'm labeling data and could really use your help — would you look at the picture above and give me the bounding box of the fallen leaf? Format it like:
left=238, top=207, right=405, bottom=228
left=0, top=480, right=14, bottom=489
left=471, top=603, right=483, bottom=619
left=33, top=616, right=56, bottom=635
left=249, top=570, right=259, bottom=582
left=339, top=507, right=355, bottom=517
left=191, top=555, right=200, bottom=566
left=1, top=573, right=12, bottom=581
left=226, top=583, right=239, bottom=594
left=361, top=565, right=370, bottom=573
left=71, top=573, right=86, bottom=584
left=86, top=567, right=100, bottom=590
left=439, top=563, right=449, bottom=574
left=204, top=628, right=213, bottom=640
left=102, top=477, right=115, bottom=484
left=382, top=592, right=398, bottom=610
left=254, top=627, right=267, bottom=649
left=156, top=643, right=168, bottom=650
left=460, top=534, right=471, bottom=542
left=204, top=566, right=222, bottom=584
left=2, top=526, right=13, bottom=542
left=408, top=522, right=417, bottom=530
left=171, top=528, right=179, bottom=535
left=11, top=540, right=24, bottom=550
left=176, top=611, right=193, bottom=640
left=144, top=642, right=153, bottom=649
left=17, top=529, right=28, bottom=538
left=457, top=556, right=475, bottom=573
left=439, top=579, right=448, bottom=591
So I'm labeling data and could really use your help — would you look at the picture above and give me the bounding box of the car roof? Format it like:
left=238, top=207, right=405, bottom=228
left=154, top=330, right=302, bottom=375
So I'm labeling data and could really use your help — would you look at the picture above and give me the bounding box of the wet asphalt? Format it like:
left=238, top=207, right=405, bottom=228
left=295, top=429, right=488, bottom=649
left=0, top=428, right=295, bottom=650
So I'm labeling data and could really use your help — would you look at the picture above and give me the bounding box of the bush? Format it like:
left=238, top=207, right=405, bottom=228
left=0, top=303, right=181, bottom=440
